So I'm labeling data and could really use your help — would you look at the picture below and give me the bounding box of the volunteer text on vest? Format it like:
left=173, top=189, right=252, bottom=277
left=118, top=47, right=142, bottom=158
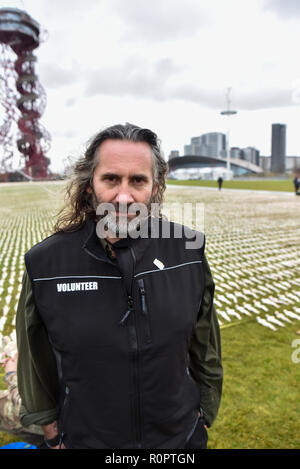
left=56, top=282, right=99, bottom=292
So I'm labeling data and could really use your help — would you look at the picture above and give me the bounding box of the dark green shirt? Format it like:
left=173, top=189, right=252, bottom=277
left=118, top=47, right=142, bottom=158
left=16, top=239, right=222, bottom=429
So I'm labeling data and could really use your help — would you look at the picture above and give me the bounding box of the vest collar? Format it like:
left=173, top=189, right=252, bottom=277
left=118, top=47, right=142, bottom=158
left=81, top=216, right=154, bottom=266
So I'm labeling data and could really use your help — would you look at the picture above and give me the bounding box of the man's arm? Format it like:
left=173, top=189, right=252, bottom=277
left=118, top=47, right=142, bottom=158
left=15, top=268, right=60, bottom=434
left=188, top=253, right=223, bottom=428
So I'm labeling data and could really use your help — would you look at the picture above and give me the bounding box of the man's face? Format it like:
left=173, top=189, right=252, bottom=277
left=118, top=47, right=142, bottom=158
left=87, top=139, right=158, bottom=238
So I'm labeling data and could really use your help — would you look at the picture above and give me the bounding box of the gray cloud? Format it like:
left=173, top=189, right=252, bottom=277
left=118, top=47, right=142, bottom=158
left=53, top=129, right=77, bottom=139
left=65, top=97, right=77, bottom=107
left=169, top=85, right=297, bottom=111
left=263, top=0, right=300, bottom=19
left=40, top=0, right=99, bottom=20
left=39, top=63, right=80, bottom=89
left=85, top=57, right=181, bottom=100
left=235, top=88, right=295, bottom=110
left=109, top=0, right=210, bottom=41
left=85, top=57, right=297, bottom=112
left=169, top=85, right=224, bottom=109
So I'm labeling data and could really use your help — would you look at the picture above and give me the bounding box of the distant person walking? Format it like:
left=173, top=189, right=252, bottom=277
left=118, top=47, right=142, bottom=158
left=217, top=177, right=223, bottom=191
left=293, top=176, right=300, bottom=195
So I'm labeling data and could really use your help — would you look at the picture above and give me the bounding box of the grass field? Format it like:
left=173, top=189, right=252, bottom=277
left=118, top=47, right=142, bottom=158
left=0, top=180, right=299, bottom=449
left=167, top=178, right=296, bottom=192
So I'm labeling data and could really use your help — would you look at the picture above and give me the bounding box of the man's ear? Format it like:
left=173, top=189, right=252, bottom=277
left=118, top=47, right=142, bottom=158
left=152, top=183, right=158, bottom=197
left=86, top=185, right=92, bottom=194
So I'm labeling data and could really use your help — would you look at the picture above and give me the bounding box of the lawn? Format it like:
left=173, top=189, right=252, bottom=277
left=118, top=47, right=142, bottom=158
left=208, top=320, right=300, bottom=449
left=0, top=180, right=299, bottom=448
left=167, top=178, right=296, bottom=192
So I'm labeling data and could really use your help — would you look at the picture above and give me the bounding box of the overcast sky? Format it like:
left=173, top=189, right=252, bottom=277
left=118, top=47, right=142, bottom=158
left=1, top=0, right=300, bottom=172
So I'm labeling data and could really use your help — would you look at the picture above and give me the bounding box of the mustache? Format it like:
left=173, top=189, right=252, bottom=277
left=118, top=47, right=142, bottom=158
left=101, top=203, right=142, bottom=216
left=90, top=193, right=151, bottom=215
left=111, top=203, right=135, bottom=212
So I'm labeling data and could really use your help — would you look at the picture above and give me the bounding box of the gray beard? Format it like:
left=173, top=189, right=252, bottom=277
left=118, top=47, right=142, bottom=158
left=91, top=192, right=153, bottom=238
left=105, top=212, right=138, bottom=238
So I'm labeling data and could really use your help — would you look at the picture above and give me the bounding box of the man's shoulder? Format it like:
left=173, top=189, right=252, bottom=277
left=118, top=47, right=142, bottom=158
left=25, top=224, right=86, bottom=260
left=154, top=218, right=205, bottom=248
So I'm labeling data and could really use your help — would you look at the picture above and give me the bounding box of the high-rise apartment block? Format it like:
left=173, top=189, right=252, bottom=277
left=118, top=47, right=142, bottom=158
left=168, top=150, right=179, bottom=161
left=230, top=147, right=260, bottom=165
left=271, top=123, right=286, bottom=173
left=184, top=132, right=226, bottom=158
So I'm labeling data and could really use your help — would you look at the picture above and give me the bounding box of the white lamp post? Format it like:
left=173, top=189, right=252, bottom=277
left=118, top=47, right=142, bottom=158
left=220, top=87, right=237, bottom=176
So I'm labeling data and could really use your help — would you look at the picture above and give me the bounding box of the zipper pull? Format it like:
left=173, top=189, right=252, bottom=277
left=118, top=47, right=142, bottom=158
left=120, top=296, right=134, bottom=325
left=120, top=309, right=131, bottom=325
left=128, top=295, right=134, bottom=309
left=138, top=279, right=148, bottom=315
left=138, top=279, right=152, bottom=345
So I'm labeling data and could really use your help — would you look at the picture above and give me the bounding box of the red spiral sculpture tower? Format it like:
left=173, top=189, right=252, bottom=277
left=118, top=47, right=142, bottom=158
left=0, top=8, right=51, bottom=179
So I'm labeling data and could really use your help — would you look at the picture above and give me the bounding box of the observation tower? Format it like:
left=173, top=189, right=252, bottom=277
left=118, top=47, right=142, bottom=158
left=0, top=8, right=51, bottom=179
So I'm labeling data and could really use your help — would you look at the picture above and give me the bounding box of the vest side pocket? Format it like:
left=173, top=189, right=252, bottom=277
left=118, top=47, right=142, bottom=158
left=59, top=385, right=70, bottom=446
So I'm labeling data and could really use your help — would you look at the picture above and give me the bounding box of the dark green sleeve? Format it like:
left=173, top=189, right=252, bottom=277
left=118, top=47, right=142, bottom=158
left=188, top=253, right=223, bottom=427
left=15, top=268, right=60, bottom=427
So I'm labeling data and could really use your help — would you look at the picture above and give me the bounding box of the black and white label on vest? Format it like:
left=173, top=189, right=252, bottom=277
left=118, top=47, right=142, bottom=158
left=56, top=281, right=99, bottom=292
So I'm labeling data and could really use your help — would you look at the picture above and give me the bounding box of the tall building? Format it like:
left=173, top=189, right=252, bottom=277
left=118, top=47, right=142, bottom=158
left=230, top=147, right=242, bottom=159
left=271, top=124, right=286, bottom=173
left=184, top=132, right=226, bottom=158
left=230, top=146, right=260, bottom=165
left=168, top=150, right=179, bottom=160
left=200, top=132, right=226, bottom=158
left=241, top=147, right=260, bottom=166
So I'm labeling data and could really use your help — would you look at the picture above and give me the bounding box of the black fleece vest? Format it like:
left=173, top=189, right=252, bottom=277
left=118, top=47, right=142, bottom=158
left=25, top=217, right=206, bottom=449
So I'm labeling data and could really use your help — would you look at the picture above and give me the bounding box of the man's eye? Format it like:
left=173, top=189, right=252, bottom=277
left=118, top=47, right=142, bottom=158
left=133, top=177, right=145, bottom=184
left=105, top=176, right=117, bottom=182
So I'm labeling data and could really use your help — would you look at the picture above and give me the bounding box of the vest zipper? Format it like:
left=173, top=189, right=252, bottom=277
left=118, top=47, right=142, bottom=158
left=125, top=295, right=142, bottom=449
left=115, top=247, right=143, bottom=448
left=129, top=247, right=143, bottom=448
left=138, top=278, right=152, bottom=345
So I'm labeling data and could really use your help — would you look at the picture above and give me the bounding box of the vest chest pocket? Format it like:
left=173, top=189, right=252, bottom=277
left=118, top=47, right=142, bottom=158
left=35, top=276, right=127, bottom=351
left=135, top=266, right=203, bottom=348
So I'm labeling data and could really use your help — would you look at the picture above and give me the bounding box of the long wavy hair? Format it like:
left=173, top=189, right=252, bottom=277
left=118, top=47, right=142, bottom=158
left=53, top=123, right=169, bottom=233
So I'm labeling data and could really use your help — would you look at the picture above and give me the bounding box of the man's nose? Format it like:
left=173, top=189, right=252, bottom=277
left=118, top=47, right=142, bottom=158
left=114, top=188, right=135, bottom=205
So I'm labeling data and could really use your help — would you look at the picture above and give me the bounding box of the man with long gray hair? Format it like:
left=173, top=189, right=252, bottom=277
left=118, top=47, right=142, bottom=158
left=16, top=123, right=222, bottom=449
